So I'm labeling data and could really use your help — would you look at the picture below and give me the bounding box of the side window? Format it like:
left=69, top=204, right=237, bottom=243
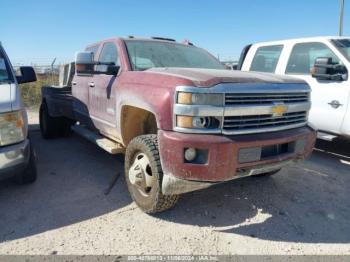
left=286, top=42, right=340, bottom=75
left=96, top=42, right=120, bottom=72
left=250, top=45, right=283, bottom=73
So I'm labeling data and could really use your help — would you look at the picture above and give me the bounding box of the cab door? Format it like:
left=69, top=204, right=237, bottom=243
left=284, top=42, right=350, bottom=135
left=72, top=45, right=99, bottom=126
left=88, top=42, right=120, bottom=138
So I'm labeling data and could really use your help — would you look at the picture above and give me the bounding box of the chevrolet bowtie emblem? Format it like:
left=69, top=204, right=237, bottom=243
left=271, top=103, right=287, bottom=117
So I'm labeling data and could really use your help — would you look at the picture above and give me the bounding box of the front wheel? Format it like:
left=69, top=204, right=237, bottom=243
left=125, top=135, right=179, bottom=213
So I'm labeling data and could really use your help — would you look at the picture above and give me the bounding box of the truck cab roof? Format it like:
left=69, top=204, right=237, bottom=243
left=249, top=36, right=350, bottom=47
left=85, top=36, right=190, bottom=50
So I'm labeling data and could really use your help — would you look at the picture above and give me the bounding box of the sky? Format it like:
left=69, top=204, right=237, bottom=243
left=1, top=0, right=349, bottom=65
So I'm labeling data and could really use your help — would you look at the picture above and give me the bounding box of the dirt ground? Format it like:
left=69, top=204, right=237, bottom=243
left=0, top=111, right=349, bottom=255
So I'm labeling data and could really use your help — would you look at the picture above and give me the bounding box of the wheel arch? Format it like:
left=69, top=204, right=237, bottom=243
left=120, top=105, right=158, bottom=146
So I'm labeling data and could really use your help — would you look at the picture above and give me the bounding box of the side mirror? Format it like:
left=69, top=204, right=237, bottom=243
left=16, top=66, right=37, bottom=84
left=75, top=52, right=95, bottom=75
left=311, top=57, right=348, bottom=81
left=75, top=51, right=120, bottom=75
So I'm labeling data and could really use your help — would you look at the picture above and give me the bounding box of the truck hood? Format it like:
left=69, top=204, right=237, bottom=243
left=0, top=83, right=19, bottom=112
left=146, top=68, right=305, bottom=87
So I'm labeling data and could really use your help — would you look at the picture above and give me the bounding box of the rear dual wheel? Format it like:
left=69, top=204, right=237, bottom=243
left=39, top=102, right=73, bottom=139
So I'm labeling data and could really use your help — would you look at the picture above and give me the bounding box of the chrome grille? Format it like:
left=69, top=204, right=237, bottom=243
left=223, top=111, right=307, bottom=132
left=174, top=84, right=311, bottom=135
left=223, top=92, right=309, bottom=134
left=225, top=92, right=309, bottom=105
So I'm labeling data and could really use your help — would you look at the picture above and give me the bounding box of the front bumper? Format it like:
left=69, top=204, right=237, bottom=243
left=0, top=139, right=30, bottom=180
left=159, top=127, right=316, bottom=194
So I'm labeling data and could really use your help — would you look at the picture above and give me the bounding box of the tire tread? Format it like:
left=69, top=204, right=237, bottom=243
left=125, top=134, right=179, bottom=213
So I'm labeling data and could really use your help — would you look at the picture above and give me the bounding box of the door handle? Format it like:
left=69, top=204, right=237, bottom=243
left=328, top=100, right=343, bottom=109
left=72, top=81, right=77, bottom=85
left=89, top=82, right=95, bottom=88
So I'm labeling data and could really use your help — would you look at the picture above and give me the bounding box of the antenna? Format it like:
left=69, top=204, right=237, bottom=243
left=339, top=0, right=345, bottom=36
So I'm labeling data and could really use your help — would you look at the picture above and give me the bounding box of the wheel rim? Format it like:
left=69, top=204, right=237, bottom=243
left=128, top=153, right=155, bottom=196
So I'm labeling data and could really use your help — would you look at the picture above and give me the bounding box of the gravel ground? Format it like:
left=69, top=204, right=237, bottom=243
left=0, top=111, right=349, bottom=255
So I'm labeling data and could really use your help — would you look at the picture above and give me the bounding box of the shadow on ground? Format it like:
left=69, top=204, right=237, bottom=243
left=0, top=128, right=131, bottom=243
left=1, top=127, right=349, bottom=245
left=315, top=136, right=350, bottom=160
left=157, top=138, right=350, bottom=244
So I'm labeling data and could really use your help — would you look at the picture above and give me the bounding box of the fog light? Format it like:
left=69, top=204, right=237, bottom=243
left=184, top=148, right=197, bottom=161
left=5, top=150, right=20, bottom=160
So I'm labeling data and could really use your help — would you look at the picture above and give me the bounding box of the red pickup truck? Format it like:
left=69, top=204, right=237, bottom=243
left=40, top=37, right=316, bottom=213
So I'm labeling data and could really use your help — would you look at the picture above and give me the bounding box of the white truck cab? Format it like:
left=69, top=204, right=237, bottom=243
left=0, top=42, right=37, bottom=184
left=240, top=36, right=350, bottom=140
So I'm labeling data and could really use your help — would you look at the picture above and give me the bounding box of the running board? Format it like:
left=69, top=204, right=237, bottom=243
left=72, top=125, right=124, bottom=154
left=317, top=132, right=338, bottom=141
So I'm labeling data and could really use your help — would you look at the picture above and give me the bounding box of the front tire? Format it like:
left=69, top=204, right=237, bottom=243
left=125, top=135, right=179, bottom=213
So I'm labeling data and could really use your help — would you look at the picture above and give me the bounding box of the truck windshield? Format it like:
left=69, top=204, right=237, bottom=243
left=125, top=40, right=224, bottom=71
left=332, top=39, right=350, bottom=62
left=0, top=51, right=12, bottom=83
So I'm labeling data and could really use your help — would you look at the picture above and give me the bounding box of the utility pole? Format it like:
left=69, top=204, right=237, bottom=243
left=339, top=0, right=345, bottom=36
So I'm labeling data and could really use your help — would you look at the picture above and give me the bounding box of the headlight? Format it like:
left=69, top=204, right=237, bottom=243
left=0, top=111, right=25, bottom=146
left=177, top=92, right=224, bottom=106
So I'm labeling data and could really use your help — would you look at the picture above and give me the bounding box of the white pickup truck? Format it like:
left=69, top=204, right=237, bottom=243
left=0, top=42, right=37, bottom=184
left=239, top=36, right=350, bottom=140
